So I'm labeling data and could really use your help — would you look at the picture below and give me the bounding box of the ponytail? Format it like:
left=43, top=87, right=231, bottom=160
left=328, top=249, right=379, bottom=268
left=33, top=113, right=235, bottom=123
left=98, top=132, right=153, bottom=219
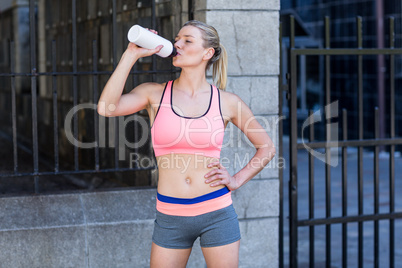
left=212, top=44, right=227, bottom=90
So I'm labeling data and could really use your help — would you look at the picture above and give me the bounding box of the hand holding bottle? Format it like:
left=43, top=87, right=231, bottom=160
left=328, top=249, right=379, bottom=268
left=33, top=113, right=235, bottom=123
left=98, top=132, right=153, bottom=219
left=127, top=25, right=177, bottom=58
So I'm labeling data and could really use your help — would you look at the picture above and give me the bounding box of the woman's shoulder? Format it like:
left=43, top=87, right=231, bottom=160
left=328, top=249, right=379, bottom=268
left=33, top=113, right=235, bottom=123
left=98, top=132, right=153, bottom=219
left=218, top=89, right=249, bottom=120
left=129, top=81, right=167, bottom=99
left=219, top=89, right=244, bottom=107
left=138, top=81, right=175, bottom=107
left=133, top=81, right=167, bottom=93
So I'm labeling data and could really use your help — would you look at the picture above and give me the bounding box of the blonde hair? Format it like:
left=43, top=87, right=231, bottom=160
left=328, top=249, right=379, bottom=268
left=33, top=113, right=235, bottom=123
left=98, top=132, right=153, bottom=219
left=183, top=20, right=228, bottom=90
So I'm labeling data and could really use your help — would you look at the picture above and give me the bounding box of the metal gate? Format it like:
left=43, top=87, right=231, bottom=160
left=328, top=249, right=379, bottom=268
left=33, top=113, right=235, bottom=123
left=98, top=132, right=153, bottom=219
left=280, top=16, right=402, bottom=268
left=0, top=0, right=180, bottom=195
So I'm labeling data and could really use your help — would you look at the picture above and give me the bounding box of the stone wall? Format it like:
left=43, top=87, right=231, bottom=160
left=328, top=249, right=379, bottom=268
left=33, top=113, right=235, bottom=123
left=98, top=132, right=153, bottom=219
left=194, top=0, right=281, bottom=266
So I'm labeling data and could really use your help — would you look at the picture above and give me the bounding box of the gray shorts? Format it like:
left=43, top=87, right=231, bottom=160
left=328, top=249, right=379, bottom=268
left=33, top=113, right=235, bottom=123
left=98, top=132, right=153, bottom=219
left=152, top=204, right=241, bottom=249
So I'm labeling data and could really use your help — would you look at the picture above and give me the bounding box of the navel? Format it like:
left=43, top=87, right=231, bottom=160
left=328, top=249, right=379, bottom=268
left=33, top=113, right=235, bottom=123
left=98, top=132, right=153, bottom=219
left=185, top=177, right=191, bottom=184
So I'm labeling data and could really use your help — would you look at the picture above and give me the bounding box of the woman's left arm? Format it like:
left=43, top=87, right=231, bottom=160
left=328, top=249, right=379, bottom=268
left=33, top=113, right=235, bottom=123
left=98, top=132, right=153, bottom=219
left=204, top=93, right=276, bottom=191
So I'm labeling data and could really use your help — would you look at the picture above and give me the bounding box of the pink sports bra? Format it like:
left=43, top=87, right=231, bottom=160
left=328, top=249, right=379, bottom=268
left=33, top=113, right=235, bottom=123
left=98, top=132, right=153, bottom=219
left=151, top=80, right=225, bottom=159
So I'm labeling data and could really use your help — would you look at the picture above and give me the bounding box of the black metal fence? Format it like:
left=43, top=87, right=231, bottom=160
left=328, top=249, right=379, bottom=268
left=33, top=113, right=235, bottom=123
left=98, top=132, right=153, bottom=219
left=281, top=16, right=402, bottom=267
left=0, top=0, right=180, bottom=196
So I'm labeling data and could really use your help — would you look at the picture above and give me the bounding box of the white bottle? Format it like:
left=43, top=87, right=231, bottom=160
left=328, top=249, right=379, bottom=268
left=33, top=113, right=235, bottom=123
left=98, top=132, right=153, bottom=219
left=127, top=25, right=177, bottom=58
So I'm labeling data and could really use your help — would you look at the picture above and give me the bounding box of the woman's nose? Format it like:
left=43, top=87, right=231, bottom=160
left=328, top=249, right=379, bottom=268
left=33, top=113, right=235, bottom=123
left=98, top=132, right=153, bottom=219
left=174, top=40, right=181, bottom=49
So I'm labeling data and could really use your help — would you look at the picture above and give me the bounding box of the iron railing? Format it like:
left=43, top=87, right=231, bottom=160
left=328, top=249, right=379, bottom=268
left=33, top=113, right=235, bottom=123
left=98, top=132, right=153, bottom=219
left=282, top=16, right=402, bottom=268
left=0, top=0, right=180, bottom=195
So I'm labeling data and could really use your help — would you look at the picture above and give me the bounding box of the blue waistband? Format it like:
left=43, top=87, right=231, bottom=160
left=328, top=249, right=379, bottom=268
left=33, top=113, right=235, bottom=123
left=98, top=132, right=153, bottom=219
left=157, top=187, right=230, bottom=205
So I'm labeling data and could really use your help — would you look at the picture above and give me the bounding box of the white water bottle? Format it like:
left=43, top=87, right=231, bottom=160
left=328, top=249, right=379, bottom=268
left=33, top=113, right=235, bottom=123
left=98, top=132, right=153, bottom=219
left=127, top=25, right=177, bottom=58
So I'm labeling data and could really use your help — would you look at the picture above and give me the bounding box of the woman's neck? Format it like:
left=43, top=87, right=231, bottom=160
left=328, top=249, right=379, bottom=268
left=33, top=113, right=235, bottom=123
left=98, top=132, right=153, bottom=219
left=176, top=68, right=209, bottom=95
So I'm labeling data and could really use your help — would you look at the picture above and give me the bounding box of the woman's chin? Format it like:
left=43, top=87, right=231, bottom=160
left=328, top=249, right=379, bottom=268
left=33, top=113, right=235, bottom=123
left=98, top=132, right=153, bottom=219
left=172, top=61, right=182, bottom=68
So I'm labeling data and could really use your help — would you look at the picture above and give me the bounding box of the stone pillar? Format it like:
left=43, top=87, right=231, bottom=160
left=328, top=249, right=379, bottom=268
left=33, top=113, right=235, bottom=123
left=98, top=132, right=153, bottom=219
left=191, top=0, right=281, bottom=267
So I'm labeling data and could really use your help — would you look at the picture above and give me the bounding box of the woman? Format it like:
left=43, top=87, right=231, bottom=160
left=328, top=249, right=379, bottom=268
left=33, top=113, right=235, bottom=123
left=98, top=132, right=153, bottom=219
left=98, top=20, right=275, bottom=268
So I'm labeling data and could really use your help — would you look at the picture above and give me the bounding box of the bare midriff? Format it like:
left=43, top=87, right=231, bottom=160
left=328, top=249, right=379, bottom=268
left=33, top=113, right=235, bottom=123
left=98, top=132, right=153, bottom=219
left=156, top=153, right=225, bottom=198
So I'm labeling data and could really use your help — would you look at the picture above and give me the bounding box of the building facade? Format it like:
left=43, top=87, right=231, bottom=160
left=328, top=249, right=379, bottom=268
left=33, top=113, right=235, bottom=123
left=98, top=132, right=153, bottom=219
left=0, top=0, right=280, bottom=267
left=281, top=0, right=402, bottom=142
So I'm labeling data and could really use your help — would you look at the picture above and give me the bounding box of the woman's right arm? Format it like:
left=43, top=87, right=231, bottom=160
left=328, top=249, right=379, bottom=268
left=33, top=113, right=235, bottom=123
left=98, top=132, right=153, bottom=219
left=97, top=42, right=162, bottom=117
